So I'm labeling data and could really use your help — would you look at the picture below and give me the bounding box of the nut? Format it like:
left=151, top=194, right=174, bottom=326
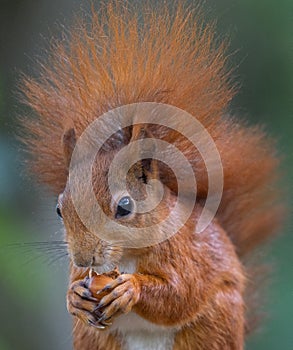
left=84, top=268, right=120, bottom=301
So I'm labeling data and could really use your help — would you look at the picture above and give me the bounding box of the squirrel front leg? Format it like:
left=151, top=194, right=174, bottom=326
left=67, top=269, right=173, bottom=327
left=96, top=225, right=245, bottom=350
left=67, top=221, right=245, bottom=350
left=96, top=262, right=245, bottom=350
left=96, top=270, right=198, bottom=326
left=67, top=260, right=244, bottom=350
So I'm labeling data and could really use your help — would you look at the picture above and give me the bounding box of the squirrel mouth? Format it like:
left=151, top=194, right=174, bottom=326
left=91, top=262, right=118, bottom=274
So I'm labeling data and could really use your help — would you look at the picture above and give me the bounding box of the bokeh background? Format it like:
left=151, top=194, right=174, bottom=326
left=0, top=0, right=292, bottom=349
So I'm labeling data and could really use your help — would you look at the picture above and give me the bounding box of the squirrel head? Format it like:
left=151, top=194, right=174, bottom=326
left=58, top=126, right=176, bottom=272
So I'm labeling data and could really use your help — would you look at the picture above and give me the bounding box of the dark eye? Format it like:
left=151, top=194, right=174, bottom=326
left=115, top=196, right=134, bottom=219
left=56, top=204, right=63, bottom=219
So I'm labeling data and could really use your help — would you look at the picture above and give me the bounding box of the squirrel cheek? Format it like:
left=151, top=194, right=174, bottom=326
left=70, top=251, right=95, bottom=268
left=64, top=237, right=95, bottom=268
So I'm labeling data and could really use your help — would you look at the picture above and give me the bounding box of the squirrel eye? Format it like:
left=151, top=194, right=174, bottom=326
left=56, top=204, right=63, bottom=219
left=115, top=196, right=134, bottom=219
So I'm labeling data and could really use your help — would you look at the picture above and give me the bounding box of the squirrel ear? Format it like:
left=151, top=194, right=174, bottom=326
left=101, top=127, right=131, bottom=152
left=130, top=125, right=159, bottom=182
left=62, top=128, right=76, bottom=169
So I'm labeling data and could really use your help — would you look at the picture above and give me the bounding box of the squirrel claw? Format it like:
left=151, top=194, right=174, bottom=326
left=88, top=316, right=112, bottom=329
left=71, top=281, right=97, bottom=301
left=97, top=313, right=109, bottom=324
left=100, top=318, right=113, bottom=327
left=97, top=299, right=106, bottom=309
left=97, top=284, right=112, bottom=295
left=93, top=304, right=103, bottom=315
left=97, top=313, right=105, bottom=322
left=88, top=320, right=106, bottom=330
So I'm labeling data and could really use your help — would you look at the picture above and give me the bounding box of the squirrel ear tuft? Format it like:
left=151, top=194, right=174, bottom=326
left=62, top=128, right=76, bottom=169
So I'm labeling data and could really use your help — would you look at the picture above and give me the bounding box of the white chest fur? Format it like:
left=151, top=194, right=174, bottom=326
left=111, top=312, right=176, bottom=350
left=122, top=329, right=175, bottom=350
left=110, top=257, right=176, bottom=350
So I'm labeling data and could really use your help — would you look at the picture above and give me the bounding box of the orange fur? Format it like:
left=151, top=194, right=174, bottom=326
left=19, top=1, right=284, bottom=349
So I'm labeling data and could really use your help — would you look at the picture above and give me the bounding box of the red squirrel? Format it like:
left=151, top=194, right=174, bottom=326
left=19, top=2, right=284, bottom=349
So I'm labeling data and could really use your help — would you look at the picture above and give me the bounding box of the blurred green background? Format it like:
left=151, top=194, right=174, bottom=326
left=0, top=0, right=292, bottom=349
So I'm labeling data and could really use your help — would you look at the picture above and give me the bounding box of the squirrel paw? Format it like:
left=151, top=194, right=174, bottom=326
left=95, top=274, right=140, bottom=324
left=67, top=279, right=110, bottom=329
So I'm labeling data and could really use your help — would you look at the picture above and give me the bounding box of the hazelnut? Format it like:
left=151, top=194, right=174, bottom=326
left=84, top=268, right=120, bottom=301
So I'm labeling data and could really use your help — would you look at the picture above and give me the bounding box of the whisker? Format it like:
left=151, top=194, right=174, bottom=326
left=21, top=251, right=49, bottom=267
left=2, top=241, right=68, bottom=251
left=47, top=252, right=69, bottom=266
left=20, top=250, right=69, bottom=268
left=1, top=240, right=70, bottom=268
left=6, top=240, right=68, bottom=246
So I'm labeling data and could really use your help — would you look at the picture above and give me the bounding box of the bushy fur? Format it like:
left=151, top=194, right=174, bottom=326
left=19, top=0, right=284, bottom=343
